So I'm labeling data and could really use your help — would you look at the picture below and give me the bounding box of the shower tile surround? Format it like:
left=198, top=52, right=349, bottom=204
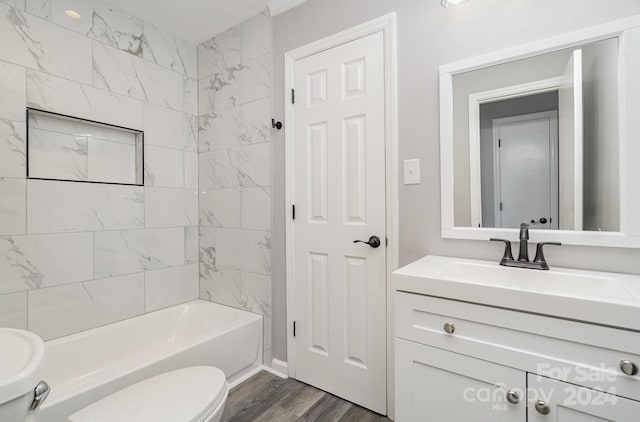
left=0, top=0, right=199, bottom=340
left=197, top=12, right=273, bottom=364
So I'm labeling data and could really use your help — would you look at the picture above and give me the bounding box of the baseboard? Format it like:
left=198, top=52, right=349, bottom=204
left=264, top=358, right=288, bottom=379
left=228, top=365, right=263, bottom=390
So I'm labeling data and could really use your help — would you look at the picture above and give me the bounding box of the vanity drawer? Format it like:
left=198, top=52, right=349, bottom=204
left=396, top=291, right=640, bottom=401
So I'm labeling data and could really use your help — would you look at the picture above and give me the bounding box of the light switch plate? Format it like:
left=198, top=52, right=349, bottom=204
left=403, top=159, right=421, bottom=185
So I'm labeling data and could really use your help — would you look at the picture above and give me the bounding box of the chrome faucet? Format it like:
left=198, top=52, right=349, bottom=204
left=490, top=223, right=561, bottom=270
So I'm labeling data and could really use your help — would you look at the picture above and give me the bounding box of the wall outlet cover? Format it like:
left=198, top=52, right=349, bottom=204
left=403, top=159, right=421, bottom=185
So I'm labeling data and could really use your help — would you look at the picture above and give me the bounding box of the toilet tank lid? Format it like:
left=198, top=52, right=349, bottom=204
left=0, top=329, right=45, bottom=405
left=68, top=366, right=227, bottom=422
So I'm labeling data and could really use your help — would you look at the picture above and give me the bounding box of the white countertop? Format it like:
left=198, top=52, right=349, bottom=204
left=392, top=255, right=640, bottom=332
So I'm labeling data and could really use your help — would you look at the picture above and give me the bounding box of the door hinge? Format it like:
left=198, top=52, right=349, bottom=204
left=293, top=321, right=297, bottom=337
left=500, top=202, right=503, bottom=211
left=292, top=204, right=296, bottom=220
left=291, top=88, right=295, bottom=104
left=498, top=138, right=501, bottom=148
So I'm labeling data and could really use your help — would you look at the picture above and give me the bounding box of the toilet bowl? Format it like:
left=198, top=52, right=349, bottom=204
left=67, top=366, right=228, bottom=422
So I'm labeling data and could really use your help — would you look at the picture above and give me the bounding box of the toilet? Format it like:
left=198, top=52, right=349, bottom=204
left=67, top=366, right=228, bottom=422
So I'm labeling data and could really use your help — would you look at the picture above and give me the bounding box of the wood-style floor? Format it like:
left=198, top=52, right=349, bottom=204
left=222, top=371, right=391, bottom=422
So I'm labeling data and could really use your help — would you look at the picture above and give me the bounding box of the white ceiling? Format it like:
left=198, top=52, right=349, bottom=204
left=108, top=0, right=271, bottom=45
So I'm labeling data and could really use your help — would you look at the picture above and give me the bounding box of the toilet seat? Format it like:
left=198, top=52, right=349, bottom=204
left=67, top=366, right=227, bottom=422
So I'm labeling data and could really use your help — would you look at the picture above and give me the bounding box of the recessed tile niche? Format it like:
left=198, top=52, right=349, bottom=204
left=27, top=109, right=144, bottom=186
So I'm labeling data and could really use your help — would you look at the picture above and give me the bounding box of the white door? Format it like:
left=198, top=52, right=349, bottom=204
left=396, top=339, right=526, bottom=422
left=291, top=31, right=387, bottom=414
left=558, top=48, right=584, bottom=230
left=528, top=375, right=640, bottom=421
left=493, top=111, right=559, bottom=230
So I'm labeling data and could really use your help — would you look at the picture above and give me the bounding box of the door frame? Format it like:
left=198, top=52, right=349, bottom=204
left=284, top=12, right=398, bottom=416
left=492, top=111, right=559, bottom=229
left=467, top=77, right=561, bottom=228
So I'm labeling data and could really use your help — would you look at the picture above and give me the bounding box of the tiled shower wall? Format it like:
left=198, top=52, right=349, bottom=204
left=0, top=0, right=199, bottom=340
left=197, top=12, right=273, bottom=364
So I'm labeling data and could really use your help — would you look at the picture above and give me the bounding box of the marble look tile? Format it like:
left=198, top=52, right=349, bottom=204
left=27, top=70, right=144, bottom=130
left=142, top=22, right=196, bottom=78
left=87, top=138, right=138, bottom=184
left=215, top=228, right=271, bottom=275
left=198, top=53, right=270, bottom=114
left=144, top=187, right=198, bottom=228
left=184, top=226, right=198, bottom=264
left=93, top=41, right=183, bottom=111
left=0, top=178, right=26, bottom=235
left=199, top=188, right=241, bottom=228
left=94, top=227, right=184, bottom=278
left=144, top=103, right=196, bottom=151
left=239, top=98, right=271, bottom=145
left=28, top=273, right=144, bottom=340
left=183, top=77, right=197, bottom=116
left=0, top=0, right=25, bottom=10
left=240, top=13, right=270, bottom=62
left=241, top=187, right=271, bottom=230
left=228, top=142, right=271, bottom=187
left=0, top=60, right=26, bottom=122
left=198, top=151, right=217, bottom=189
left=25, top=0, right=50, bottom=19
left=145, top=264, right=198, bottom=312
left=51, top=0, right=143, bottom=56
left=0, top=292, right=27, bottom=329
left=28, top=128, right=88, bottom=181
left=144, top=145, right=184, bottom=188
left=241, top=271, right=272, bottom=363
left=0, top=232, right=93, bottom=294
left=198, top=227, right=215, bottom=280
left=184, top=151, right=198, bottom=189
left=27, top=180, right=144, bottom=233
left=0, top=119, right=26, bottom=178
left=197, top=26, right=240, bottom=79
left=198, top=108, right=241, bottom=153
left=0, top=3, right=92, bottom=83
left=199, top=265, right=240, bottom=303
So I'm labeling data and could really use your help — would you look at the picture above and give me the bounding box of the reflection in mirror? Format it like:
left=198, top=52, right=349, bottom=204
left=452, top=38, right=619, bottom=232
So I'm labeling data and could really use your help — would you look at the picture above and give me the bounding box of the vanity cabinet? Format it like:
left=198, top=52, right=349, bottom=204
left=395, top=291, right=640, bottom=421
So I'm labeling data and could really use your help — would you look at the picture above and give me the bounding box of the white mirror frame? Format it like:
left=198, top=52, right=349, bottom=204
left=440, top=16, right=640, bottom=248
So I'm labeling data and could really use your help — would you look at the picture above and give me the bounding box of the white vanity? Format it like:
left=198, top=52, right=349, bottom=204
left=393, top=256, right=640, bottom=421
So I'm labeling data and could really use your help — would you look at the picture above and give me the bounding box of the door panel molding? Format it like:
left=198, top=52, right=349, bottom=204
left=284, top=12, right=398, bottom=418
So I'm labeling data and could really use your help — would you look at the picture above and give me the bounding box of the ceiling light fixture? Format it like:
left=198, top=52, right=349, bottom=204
left=64, top=9, right=81, bottom=19
left=441, top=0, right=470, bottom=8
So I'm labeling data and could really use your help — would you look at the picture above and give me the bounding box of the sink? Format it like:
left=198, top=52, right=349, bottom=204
left=439, top=260, right=640, bottom=304
left=392, top=255, right=640, bottom=331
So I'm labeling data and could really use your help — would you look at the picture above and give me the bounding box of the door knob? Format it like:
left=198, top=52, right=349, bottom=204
left=535, top=400, right=551, bottom=415
left=353, top=236, right=381, bottom=248
left=530, top=217, right=548, bottom=224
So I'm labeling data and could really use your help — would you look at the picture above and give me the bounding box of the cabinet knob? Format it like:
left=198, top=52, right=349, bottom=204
left=535, top=400, right=551, bottom=415
left=620, top=360, right=639, bottom=376
left=443, top=322, right=455, bottom=334
left=505, top=389, right=520, bottom=405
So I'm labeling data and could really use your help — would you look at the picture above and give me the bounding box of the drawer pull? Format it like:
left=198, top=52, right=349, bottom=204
left=505, top=390, right=520, bottom=405
left=535, top=400, right=551, bottom=415
left=620, top=360, right=639, bottom=376
left=443, top=322, right=455, bottom=334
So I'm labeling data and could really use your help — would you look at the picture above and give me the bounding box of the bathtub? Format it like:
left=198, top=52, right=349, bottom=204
left=39, top=300, right=263, bottom=422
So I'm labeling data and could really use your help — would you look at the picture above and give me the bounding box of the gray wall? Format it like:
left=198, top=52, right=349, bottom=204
left=271, top=0, right=640, bottom=362
left=479, top=92, right=559, bottom=228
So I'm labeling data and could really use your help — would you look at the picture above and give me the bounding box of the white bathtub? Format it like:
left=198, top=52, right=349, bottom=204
left=39, top=300, right=263, bottom=422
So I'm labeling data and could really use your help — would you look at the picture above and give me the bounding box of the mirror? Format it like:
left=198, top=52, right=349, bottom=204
left=440, top=17, right=640, bottom=247
left=453, top=38, right=619, bottom=231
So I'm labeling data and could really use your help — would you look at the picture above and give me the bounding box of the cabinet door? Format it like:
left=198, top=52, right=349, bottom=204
left=396, top=339, right=526, bottom=422
left=528, top=374, right=640, bottom=421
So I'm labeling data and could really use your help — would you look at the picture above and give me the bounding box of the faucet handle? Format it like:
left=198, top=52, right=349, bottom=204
left=490, top=238, right=514, bottom=265
left=533, top=242, right=562, bottom=268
